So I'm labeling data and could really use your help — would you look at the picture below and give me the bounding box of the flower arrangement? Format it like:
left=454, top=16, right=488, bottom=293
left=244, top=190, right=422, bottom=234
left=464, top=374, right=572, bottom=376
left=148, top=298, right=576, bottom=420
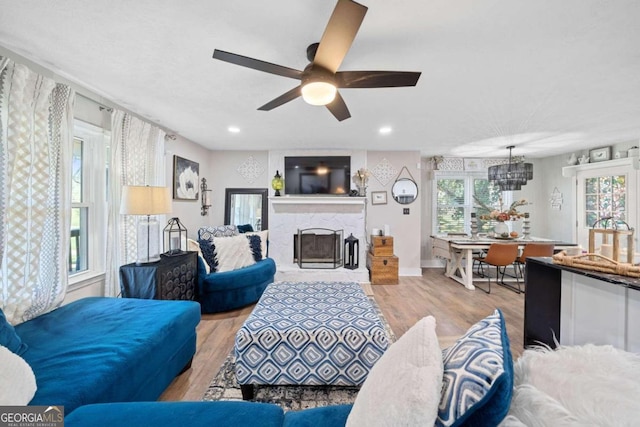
left=475, top=197, right=529, bottom=222
left=352, top=168, right=370, bottom=187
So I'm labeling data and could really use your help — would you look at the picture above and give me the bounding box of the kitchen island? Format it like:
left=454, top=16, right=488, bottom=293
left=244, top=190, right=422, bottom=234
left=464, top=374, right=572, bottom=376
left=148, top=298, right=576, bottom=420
left=524, top=257, right=640, bottom=352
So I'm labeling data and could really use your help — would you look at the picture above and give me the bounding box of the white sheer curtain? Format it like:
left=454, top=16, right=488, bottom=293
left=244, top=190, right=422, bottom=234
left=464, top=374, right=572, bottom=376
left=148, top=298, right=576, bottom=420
left=105, top=110, right=165, bottom=297
left=0, top=57, right=74, bottom=324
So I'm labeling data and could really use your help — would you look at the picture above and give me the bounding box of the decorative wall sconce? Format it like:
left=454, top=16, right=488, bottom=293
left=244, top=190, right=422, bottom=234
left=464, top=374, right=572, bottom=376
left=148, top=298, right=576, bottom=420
left=163, top=217, right=187, bottom=255
left=201, top=178, right=212, bottom=216
left=272, top=170, right=284, bottom=196
left=344, top=233, right=359, bottom=270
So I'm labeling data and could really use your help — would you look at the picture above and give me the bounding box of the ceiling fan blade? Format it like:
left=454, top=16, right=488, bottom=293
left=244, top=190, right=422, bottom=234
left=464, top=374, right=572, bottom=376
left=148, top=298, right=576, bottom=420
left=326, top=91, right=351, bottom=121
left=258, top=86, right=302, bottom=111
left=336, top=71, right=422, bottom=88
left=213, top=49, right=303, bottom=80
left=314, top=0, right=368, bottom=73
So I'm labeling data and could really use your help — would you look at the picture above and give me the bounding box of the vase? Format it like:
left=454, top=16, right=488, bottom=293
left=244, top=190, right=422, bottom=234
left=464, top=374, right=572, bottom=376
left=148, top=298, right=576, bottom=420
left=357, top=184, right=367, bottom=197
left=494, top=221, right=509, bottom=237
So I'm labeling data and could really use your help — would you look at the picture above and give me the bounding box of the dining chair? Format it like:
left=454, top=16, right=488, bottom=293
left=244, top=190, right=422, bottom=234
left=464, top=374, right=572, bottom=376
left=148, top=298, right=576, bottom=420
left=514, top=243, right=555, bottom=281
left=473, top=243, right=519, bottom=294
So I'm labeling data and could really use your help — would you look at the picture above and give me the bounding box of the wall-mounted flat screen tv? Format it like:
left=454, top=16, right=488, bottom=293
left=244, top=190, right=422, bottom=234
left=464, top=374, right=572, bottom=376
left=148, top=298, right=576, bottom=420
left=284, top=156, right=351, bottom=195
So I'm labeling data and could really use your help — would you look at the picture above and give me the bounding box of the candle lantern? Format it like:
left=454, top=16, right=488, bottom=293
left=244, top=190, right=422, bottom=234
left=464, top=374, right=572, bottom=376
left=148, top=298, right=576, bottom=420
left=470, top=212, right=478, bottom=240
left=271, top=170, right=284, bottom=196
left=588, top=217, right=635, bottom=263
left=344, top=233, right=359, bottom=270
left=164, top=217, right=187, bottom=255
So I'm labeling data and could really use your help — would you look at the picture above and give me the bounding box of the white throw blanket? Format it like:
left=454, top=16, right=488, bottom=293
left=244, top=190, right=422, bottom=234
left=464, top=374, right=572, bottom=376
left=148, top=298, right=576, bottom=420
left=500, top=344, right=640, bottom=426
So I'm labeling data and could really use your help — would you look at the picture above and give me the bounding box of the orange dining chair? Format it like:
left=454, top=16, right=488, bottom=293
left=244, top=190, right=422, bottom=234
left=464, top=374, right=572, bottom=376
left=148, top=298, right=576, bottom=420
left=473, top=244, right=519, bottom=294
left=514, top=243, right=555, bottom=282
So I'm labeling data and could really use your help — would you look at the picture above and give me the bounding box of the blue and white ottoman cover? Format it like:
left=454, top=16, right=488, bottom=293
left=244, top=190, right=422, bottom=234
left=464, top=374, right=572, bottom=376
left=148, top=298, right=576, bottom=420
left=235, top=281, right=390, bottom=386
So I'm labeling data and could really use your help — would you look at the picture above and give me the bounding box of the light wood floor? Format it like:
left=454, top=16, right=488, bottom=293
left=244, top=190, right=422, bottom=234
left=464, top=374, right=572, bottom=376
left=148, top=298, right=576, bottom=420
left=159, top=268, right=524, bottom=402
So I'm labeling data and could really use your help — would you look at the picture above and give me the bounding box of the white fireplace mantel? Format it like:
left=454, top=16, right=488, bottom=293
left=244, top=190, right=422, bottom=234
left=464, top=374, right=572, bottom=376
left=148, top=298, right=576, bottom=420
left=269, top=196, right=366, bottom=206
left=269, top=195, right=368, bottom=282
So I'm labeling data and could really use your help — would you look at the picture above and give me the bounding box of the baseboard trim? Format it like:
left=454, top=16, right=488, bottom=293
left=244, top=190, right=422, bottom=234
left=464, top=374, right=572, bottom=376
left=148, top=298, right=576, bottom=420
left=399, top=267, right=422, bottom=276
left=422, top=259, right=446, bottom=268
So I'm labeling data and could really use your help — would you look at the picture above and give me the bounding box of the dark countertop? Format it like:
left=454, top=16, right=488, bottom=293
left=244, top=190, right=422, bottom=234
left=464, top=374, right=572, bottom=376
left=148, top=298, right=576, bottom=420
left=528, top=257, right=640, bottom=292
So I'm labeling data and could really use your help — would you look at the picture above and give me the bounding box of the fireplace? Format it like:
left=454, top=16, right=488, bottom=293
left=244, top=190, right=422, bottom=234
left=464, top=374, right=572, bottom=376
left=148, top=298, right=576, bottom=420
left=269, top=195, right=368, bottom=282
left=294, top=228, right=344, bottom=269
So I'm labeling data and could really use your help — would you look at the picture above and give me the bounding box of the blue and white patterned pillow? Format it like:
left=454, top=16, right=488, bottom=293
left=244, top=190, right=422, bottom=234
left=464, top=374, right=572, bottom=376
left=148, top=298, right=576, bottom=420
left=198, top=225, right=238, bottom=243
left=436, top=309, right=513, bottom=427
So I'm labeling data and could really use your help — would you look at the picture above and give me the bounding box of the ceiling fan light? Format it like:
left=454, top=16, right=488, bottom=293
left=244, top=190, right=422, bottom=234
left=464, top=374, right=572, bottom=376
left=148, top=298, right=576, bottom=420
left=301, top=81, right=337, bottom=106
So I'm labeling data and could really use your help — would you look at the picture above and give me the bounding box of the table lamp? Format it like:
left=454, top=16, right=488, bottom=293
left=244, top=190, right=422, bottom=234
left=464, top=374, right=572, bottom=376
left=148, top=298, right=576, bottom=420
left=120, top=185, right=171, bottom=264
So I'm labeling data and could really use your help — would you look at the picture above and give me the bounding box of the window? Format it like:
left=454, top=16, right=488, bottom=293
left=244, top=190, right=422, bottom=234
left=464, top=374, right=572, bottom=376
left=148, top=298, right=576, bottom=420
left=69, top=120, right=108, bottom=282
left=576, top=164, right=635, bottom=250
left=433, top=172, right=506, bottom=235
left=584, top=175, right=626, bottom=227
left=70, top=137, right=88, bottom=272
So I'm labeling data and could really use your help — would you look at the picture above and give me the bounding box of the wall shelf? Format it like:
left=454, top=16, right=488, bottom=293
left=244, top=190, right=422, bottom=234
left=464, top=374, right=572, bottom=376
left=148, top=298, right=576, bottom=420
left=562, top=156, right=639, bottom=177
left=269, top=196, right=366, bottom=206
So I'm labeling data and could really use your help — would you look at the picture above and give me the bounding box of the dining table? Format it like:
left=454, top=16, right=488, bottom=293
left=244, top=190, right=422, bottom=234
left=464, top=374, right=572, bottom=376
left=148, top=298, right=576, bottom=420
left=431, top=235, right=577, bottom=290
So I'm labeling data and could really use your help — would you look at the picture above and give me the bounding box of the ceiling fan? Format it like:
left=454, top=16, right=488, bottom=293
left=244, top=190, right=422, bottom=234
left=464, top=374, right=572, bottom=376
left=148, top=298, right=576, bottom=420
left=212, top=0, right=421, bottom=121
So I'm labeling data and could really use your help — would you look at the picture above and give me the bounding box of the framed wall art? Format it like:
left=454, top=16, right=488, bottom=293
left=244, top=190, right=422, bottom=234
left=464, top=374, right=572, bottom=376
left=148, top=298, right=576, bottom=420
left=173, top=155, right=200, bottom=200
left=371, top=191, right=388, bottom=205
left=589, top=146, right=611, bottom=163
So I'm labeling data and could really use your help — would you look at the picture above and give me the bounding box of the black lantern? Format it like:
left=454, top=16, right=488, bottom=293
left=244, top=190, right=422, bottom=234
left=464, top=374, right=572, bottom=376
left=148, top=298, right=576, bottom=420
left=344, top=233, right=359, bottom=270
left=163, top=217, right=187, bottom=255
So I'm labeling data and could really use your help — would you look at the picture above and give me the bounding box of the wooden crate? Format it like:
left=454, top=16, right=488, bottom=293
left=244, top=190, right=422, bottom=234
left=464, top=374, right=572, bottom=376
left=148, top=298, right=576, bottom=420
left=370, top=236, right=394, bottom=256
left=367, top=252, right=399, bottom=285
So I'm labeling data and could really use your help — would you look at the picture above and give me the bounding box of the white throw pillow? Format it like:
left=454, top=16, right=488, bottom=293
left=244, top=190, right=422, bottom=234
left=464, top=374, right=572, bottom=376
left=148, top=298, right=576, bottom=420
left=0, top=345, right=37, bottom=405
left=245, top=230, right=268, bottom=259
left=346, top=316, right=443, bottom=427
left=213, top=234, right=257, bottom=272
left=187, top=238, right=209, bottom=274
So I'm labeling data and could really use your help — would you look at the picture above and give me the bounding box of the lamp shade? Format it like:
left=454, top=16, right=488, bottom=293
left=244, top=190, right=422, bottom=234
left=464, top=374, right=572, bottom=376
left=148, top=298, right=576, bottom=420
left=301, top=81, right=337, bottom=106
left=120, top=186, right=171, bottom=216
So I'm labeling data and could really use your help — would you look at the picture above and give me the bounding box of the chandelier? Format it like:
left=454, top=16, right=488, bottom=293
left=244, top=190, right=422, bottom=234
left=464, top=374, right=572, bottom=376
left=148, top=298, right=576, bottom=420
left=488, top=146, right=533, bottom=191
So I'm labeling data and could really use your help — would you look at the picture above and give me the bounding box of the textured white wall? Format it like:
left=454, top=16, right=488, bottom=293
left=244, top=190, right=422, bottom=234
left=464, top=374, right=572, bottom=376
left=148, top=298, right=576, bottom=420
left=366, top=151, right=422, bottom=276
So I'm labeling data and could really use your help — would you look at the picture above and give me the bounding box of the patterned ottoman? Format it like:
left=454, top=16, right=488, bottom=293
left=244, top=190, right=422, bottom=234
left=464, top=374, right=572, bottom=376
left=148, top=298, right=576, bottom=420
left=234, top=281, right=390, bottom=399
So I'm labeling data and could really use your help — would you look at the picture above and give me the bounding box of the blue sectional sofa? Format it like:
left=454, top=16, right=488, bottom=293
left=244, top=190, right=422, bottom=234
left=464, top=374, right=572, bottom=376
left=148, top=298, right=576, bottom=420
left=65, top=401, right=354, bottom=427
left=197, top=257, right=276, bottom=313
left=63, top=309, right=515, bottom=427
left=16, top=297, right=200, bottom=414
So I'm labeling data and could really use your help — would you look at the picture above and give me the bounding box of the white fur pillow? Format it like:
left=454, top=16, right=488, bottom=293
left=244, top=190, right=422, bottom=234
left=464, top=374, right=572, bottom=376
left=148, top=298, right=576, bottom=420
left=245, top=230, right=268, bottom=259
left=505, top=344, right=640, bottom=426
left=346, top=316, right=443, bottom=426
left=213, top=234, right=256, bottom=272
left=0, top=345, right=37, bottom=405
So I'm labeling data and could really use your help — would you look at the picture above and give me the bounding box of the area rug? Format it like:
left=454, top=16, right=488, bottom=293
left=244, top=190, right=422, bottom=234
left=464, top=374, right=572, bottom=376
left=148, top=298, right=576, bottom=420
left=202, top=296, right=395, bottom=411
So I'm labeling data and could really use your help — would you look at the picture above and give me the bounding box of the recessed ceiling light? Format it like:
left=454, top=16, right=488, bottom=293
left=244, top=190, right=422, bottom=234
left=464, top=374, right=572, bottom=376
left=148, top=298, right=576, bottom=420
left=228, top=126, right=241, bottom=133
left=379, top=126, right=392, bottom=134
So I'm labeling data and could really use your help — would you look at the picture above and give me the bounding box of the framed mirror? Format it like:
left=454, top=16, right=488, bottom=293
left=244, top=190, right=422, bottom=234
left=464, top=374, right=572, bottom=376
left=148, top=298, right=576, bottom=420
left=224, top=188, right=268, bottom=231
left=392, top=178, right=418, bottom=204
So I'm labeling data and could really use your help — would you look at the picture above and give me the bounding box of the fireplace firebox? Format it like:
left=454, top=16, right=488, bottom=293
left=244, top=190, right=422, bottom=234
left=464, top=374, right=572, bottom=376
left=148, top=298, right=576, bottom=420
left=293, top=228, right=344, bottom=269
